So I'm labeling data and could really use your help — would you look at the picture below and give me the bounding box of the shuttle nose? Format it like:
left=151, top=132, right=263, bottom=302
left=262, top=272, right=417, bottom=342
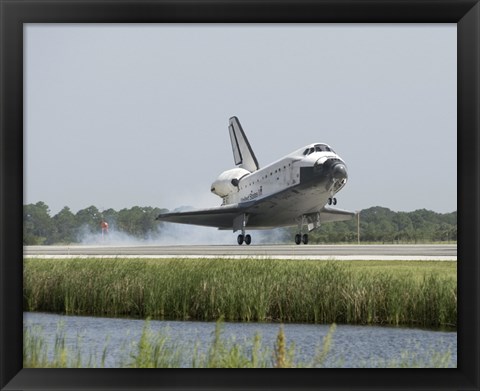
left=332, top=162, right=348, bottom=180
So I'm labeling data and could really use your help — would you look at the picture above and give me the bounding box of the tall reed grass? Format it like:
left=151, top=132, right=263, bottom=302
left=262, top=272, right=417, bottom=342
left=23, top=320, right=454, bottom=368
left=24, top=258, right=456, bottom=328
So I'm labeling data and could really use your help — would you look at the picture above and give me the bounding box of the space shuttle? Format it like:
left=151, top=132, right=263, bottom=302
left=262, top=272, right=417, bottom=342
left=157, top=117, right=355, bottom=245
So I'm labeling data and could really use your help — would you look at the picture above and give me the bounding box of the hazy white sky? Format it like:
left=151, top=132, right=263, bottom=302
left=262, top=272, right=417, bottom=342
left=25, top=24, right=456, bottom=215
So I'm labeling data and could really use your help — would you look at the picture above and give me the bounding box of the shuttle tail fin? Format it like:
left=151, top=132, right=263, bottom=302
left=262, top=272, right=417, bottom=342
left=228, top=116, right=259, bottom=172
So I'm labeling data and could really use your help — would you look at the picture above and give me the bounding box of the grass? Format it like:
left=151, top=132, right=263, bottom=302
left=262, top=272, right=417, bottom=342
left=23, top=320, right=454, bottom=368
left=23, top=258, right=457, bottom=329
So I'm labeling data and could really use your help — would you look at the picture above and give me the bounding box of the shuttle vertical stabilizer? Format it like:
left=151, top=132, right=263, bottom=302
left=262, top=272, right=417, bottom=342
left=228, top=116, right=259, bottom=172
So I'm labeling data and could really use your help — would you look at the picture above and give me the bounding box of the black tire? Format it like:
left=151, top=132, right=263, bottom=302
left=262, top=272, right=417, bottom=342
left=237, top=234, right=244, bottom=245
left=333, top=198, right=337, bottom=205
left=245, top=234, right=251, bottom=245
left=328, top=198, right=332, bottom=205
left=302, top=234, right=309, bottom=244
left=295, top=234, right=301, bottom=245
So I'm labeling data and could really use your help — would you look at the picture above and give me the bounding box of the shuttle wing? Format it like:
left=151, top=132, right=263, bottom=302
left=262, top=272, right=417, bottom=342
left=318, top=205, right=356, bottom=222
left=156, top=199, right=355, bottom=230
left=229, top=116, right=259, bottom=172
left=156, top=204, right=247, bottom=229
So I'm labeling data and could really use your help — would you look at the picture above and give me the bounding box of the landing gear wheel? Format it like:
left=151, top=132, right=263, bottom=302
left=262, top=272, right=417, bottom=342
left=245, top=234, right=251, bottom=245
left=333, top=198, right=337, bottom=205
left=328, top=198, right=332, bottom=205
left=302, top=234, right=309, bottom=244
left=295, top=234, right=302, bottom=245
left=237, top=234, right=244, bottom=245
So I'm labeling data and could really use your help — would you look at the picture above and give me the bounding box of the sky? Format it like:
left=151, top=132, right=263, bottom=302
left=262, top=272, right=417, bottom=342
left=24, top=24, right=457, bottom=216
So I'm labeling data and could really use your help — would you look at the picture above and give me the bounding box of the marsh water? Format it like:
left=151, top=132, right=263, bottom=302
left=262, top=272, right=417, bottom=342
left=24, top=312, right=457, bottom=368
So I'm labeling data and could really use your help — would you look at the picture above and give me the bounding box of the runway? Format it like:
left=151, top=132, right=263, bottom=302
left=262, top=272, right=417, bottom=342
left=24, top=244, right=457, bottom=261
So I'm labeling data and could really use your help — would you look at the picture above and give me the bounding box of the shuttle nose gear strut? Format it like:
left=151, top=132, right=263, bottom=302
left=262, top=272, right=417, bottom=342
left=295, top=215, right=309, bottom=245
left=234, top=213, right=251, bottom=245
left=328, top=178, right=338, bottom=205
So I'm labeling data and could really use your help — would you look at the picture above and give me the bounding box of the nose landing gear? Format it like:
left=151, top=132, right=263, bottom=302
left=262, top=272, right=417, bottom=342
left=328, top=197, right=337, bottom=205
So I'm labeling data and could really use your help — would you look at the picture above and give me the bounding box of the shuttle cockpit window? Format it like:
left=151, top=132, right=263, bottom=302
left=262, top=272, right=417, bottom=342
left=304, top=145, right=336, bottom=156
left=314, top=144, right=336, bottom=153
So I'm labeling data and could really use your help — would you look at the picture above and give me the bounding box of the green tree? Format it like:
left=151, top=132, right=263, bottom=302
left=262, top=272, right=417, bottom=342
left=23, top=202, right=54, bottom=244
left=392, top=212, right=414, bottom=242
left=100, top=208, right=118, bottom=226
left=51, top=206, right=77, bottom=244
left=75, top=206, right=102, bottom=234
left=116, top=206, right=167, bottom=238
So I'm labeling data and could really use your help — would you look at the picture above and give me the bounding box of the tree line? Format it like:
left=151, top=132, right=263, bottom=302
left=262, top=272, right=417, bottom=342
left=304, top=206, right=457, bottom=244
left=23, top=202, right=456, bottom=245
left=23, top=202, right=168, bottom=245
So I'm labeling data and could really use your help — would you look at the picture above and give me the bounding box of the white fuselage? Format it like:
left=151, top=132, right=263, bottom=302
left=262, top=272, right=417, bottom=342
left=210, top=143, right=348, bottom=228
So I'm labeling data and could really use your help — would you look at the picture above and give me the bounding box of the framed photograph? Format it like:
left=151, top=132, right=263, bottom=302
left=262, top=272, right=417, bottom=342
left=1, top=0, right=479, bottom=390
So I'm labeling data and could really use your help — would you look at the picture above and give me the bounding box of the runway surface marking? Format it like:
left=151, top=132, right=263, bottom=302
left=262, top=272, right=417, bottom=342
left=24, top=244, right=457, bottom=261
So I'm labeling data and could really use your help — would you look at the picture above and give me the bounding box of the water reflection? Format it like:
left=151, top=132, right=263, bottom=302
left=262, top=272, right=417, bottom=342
left=24, top=312, right=456, bottom=368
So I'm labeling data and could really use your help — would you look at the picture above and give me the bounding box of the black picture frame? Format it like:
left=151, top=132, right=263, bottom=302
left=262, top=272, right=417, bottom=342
left=1, top=0, right=478, bottom=390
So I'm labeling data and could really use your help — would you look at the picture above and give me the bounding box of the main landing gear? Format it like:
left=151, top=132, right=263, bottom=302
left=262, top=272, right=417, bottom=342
left=235, top=213, right=251, bottom=245
left=237, top=234, right=251, bottom=245
left=294, top=233, right=309, bottom=245
left=294, top=215, right=309, bottom=245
